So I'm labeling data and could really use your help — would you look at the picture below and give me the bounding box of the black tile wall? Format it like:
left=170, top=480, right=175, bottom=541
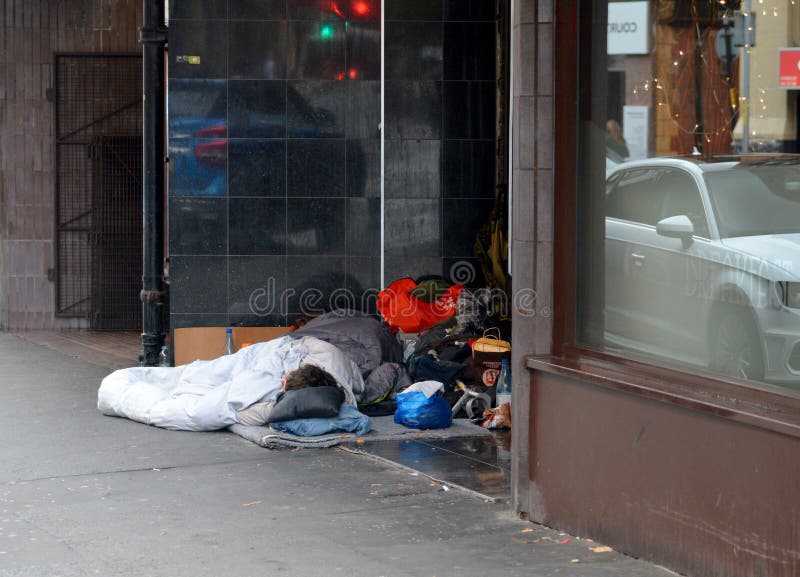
left=385, top=140, right=441, bottom=199
left=229, top=80, right=286, bottom=138
left=287, top=198, right=346, bottom=255
left=168, top=79, right=227, bottom=139
left=228, top=139, right=285, bottom=197
left=443, top=140, right=496, bottom=198
left=288, top=81, right=347, bottom=138
left=444, top=0, right=498, bottom=21
left=386, top=0, right=443, bottom=21
left=168, top=0, right=500, bottom=326
left=169, top=197, right=227, bottom=255
left=229, top=0, right=285, bottom=20
left=229, top=198, right=286, bottom=254
left=170, top=256, right=228, bottom=314
left=229, top=255, right=286, bottom=325
left=286, top=21, right=346, bottom=80
left=443, top=81, right=496, bottom=139
left=385, top=81, right=443, bottom=139
left=228, top=21, right=286, bottom=79
left=170, top=0, right=227, bottom=21
left=286, top=139, right=346, bottom=197
left=444, top=22, right=496, bottom=80
left=385, top=23, right=443, bottom=80
left=168, top=20, right=227, bottom=79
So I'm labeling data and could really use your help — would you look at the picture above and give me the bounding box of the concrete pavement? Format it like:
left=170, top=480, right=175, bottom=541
left=0, top=332, right=675, bottom=577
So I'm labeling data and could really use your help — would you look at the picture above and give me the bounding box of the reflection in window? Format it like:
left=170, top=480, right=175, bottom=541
left=579, top=1, right=800, bottom=394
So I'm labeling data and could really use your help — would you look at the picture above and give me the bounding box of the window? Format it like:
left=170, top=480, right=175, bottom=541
left=577, top=0, right=800, bottom=395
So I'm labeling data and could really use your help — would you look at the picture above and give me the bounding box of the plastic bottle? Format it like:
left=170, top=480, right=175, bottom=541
left=222, top=327, right=236, bottom=355
left=157, top=345, right=170, bottom=367
left=495, top=358, right=512, bottom=407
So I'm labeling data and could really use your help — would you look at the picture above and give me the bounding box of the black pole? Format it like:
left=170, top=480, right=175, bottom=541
left=139, top=0, right=167, bottom=366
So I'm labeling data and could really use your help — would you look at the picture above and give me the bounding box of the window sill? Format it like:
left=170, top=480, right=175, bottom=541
left=525, top=350, right=800, bottom=439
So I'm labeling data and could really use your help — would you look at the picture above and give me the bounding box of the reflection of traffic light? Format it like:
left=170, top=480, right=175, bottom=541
left=352, top=1, right=370, bottom=17
left=320, top=23, right=334, bottom=39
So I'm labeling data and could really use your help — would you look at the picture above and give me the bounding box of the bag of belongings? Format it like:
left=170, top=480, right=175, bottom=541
left=394, top=381, right=452, bottom=430
left=470, top=328, right=511, bottom=387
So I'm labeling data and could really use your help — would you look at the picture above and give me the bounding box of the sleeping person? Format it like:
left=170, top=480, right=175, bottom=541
left=98, top=334, right=365, bottom=431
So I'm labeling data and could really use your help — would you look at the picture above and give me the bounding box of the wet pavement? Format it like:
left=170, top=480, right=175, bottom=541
left=356, top=430, right=511, bottom=501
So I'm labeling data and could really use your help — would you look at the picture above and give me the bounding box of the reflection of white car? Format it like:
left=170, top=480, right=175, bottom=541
left=604, top=156, right=800, bottom=388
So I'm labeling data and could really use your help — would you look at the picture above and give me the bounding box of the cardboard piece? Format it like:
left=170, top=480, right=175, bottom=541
left=173, top=326, right=292, bottom=366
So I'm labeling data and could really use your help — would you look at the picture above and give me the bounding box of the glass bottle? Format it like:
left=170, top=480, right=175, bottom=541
left=495, top=358, right=512, bottom=407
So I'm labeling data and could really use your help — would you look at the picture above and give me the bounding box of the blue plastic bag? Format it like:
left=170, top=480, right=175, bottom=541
left=394, top=391, right=452, bottom=430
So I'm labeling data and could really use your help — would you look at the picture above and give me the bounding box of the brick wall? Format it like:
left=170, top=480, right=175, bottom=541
left=0, top=0, right=141, bottom=329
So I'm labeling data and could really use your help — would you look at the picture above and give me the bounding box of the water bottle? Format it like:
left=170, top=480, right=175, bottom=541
left=222, top=327, right=236, bottom=355
left=495, top=358, right=512, bottom=407
left=157, top=345, right=170, bottom=367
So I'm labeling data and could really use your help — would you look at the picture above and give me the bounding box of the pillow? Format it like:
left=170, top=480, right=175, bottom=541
left=265, top=386, right=345, bottom=424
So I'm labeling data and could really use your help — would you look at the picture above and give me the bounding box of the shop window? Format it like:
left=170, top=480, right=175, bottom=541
left=576, top=0, right=800, bottom=395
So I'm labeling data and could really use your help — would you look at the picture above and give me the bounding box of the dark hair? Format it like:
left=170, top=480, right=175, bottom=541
left=283, top=364, right=338, bottom=392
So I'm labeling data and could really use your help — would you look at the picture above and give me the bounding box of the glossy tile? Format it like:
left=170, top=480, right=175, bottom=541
left=345, top=81, right=380, bottom=139
left=286, top=21, right=346, bottom=80
left=384, top=256, right=444, bottom=285
left=229, top=21, right=286, bottom=79
left=385, top=81, right=442, bottom=139
left=168, top=138, right=227, bottom=196
left=169, top=256, right=228, bottom=314
left=229, top=0, right=285, bottom=19
left=443, top=81, right=496, bottom=139
left=229, top=198, right=287, bottom=254
left=169, top=0, right=226, bottom=20
left=443, top=22, right=496, bottom=80
left=443, top=257, right=486, bottom=287
left=170, top=313, right=230, bottom=329
left=384, top=198, right=441, bottom=257
left=286, top=256, right=347, bottom=315
left=288, top=81, right=347, bottom=138
left=228, top=80, right=286, bottom=138
left=385, top=140, right=441, bottom=198
left=444, top=0, right=498, bottom=21
left=168, top=79, right=227, bottom=139
left=347, top=139, right=379, bottom=198
left=347, top=22, right=381, bottom=81
left=443, top=140, right=496, bottom=198
left=346, top=197, right=381, bottom=256
left=385, top=0, right=442, bottom=21
left=287, top=198, right=346, bottom=255
left=228, top=139, right=285, bottom=197
left=168, top=197, right=227, bottom=255
left=386, top=22, right=443, bottom=80
left=229, top=255, right=287, bottom=324
left=443, top=198, right=494, bottom=257
left=168, top=20, right=227, bottom=79
left=346, top=256, right=381, bottom=312
left=287, top=139, right=346, bottom=197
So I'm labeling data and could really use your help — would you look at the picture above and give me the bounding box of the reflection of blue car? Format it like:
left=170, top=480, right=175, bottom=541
left=168, top=81, right=344, bottom=196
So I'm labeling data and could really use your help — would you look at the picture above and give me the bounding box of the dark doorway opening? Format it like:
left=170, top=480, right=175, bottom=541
left=54, top=53, right=143, bottom=329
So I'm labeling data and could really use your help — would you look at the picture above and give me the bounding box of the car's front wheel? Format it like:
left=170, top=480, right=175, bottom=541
left=709, top=306, right=765, bottom=381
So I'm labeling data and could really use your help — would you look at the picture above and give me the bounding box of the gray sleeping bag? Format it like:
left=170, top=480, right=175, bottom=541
left=291, top=310, right=403, bottom=379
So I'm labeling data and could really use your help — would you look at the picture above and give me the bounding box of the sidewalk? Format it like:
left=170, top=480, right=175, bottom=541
left=0, top=332, right=674, bottom=577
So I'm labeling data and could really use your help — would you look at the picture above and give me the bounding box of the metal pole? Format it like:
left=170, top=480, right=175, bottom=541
left=139, top=0, right=167, bottom=365
left=741, top=0, right=751, bottom=153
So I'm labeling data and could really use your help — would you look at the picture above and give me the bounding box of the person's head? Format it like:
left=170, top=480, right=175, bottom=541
left=606, top=119, right=624, bottom=141
left=282, top=364, right=338, bottom=392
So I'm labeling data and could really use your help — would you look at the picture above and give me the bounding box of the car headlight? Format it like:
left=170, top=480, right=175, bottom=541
left=776, top=282, right=800, bottom=309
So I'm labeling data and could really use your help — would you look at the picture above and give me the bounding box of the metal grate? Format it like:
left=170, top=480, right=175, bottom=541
left=54, top=54, right=142, bottom=328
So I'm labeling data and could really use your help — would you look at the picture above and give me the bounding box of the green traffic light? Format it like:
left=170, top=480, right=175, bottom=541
left=320, top=23, right=334, bottom=39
